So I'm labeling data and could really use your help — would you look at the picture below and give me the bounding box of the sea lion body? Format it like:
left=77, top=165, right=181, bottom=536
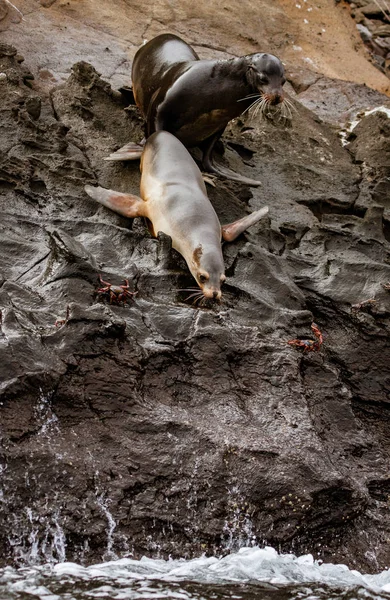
left=107, top=34, right=286, bottom=185
left=132, top=34, right=285, bottom=147
left=140, top=132, right=226, bottom=296
left=86, top=132, right=268, bottom=299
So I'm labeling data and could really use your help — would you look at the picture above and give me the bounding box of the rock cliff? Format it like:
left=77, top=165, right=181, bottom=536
left=0, top=0, right=390, bottom=572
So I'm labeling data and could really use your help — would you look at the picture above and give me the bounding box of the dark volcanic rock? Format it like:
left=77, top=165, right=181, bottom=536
left=347, top=110, right=390, bottom=221
left=0, top=45, right=390, bottom=572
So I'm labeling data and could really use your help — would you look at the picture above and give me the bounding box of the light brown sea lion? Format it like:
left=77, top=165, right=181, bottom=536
left=87, top=131, right=268, bottom=300
left=105, top=33, right=287, bottom=187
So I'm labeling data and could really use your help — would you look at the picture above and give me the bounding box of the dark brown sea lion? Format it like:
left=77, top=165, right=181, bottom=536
left=106, top=33, right=286, bottom=186
left=88, top=131, right=269, bottom=300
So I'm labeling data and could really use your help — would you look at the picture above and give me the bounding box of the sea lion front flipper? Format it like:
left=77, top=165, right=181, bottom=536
left=221, top=206, right=269, bottom=242
left=206, top=162, right=263, bottom=187
left=201, top=130, right=262, bottom=187
left=104, top=141, right=145, bottom=161
left=84, top=185, right=146, bottom=218
left=201, top=173, right=217, bottom=187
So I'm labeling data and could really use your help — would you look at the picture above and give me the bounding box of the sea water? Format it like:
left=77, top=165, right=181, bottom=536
left=1, top=546, right=390, bottom=599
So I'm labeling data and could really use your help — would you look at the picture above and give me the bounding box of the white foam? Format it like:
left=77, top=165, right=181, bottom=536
left=2, top=547, right=390, bottom=598
left=52, top=546, right=390, bottom=590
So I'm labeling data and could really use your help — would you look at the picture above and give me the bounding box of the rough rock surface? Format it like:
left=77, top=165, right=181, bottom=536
left=293, top=73, right=390, bottom=125
left=1, top=42, right=390, bottom=572
left=345, top=0, right=390, bottom=79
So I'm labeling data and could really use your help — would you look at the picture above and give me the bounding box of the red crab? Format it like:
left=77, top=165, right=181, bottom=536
left=351, top=298, right=376, bottom=313
left=96, top=275, right=137, bottom=304
left=287, top=322, right=323, bottom=352
left=55, top=305, right=70, bottom=327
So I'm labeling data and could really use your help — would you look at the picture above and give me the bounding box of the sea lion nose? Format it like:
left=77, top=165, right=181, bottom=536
left=270, top=92, right=283, bottom=105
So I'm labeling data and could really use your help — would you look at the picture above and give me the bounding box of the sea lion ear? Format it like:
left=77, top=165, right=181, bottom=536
left=246, top=64, right=258, bottom=87
left=192, top=245, right=203, bottom=266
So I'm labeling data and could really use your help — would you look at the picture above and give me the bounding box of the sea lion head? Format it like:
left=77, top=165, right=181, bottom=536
left=245, top=52, right=286, bottom=105
left=192, top=245, right=226, bottom=301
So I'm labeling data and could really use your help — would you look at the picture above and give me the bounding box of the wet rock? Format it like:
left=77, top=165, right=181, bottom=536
left=0, top=48, right=389, bottom=574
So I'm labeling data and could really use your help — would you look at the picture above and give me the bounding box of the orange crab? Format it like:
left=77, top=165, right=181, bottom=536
left=96, top=275, right=137, bottom=305
left=287, top=323, right=323, bottom=352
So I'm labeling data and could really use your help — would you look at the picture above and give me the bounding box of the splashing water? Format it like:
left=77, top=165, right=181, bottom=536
left=96, top=492, right=118, bottom=562
left=222, top=486, right=257, bottom=550
left=1, top=546, right=390, bottom=599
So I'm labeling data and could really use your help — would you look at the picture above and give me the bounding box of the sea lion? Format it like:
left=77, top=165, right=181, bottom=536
left=87, top=131, right=268, bottom=300
left=105, top=33, right=287, bottom=186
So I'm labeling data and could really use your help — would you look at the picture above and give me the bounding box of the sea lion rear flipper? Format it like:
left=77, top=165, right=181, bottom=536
left=104, top=141, right=145, bottom=161
left=84, top=185, right=146, bottom=218
left=221, top=206, right=269, bottom=242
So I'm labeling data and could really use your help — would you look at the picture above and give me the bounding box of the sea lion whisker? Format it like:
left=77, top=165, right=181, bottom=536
left=248, top=97, right=265, bottom=120
left=259, top=96, right=268, bottom=109
left=246, top=100, right=258, bottom=117
left=248, top=106, right=259, bottom=122
left=193, top=294, right=206, bottom=306
left=284, top=98, right=297, bottom=113
left=261, top=98, right=269, bottom=114
left=253, top=104, right=261, bottom=120
left=241, top=105, right=256, bottom=116
left=253, top=97, right=267, bottom=119
left=275, top=107, right=284, bottom=122
left=178, top=288, right=202, bottom=292
left=237, top=93, right=261, bottom=102
left=276, top=99, right=291, bottom=120
left=277, top=103, right=288, bottom=119
left=242, top=97, right=263, bottom=115
left=284, top=97, right=296, bottom=108
left=185, top=292, right=204, bottom=301
left=250, top=97, right=263, bottom=109
left=283, top=102, right=293, bottom=119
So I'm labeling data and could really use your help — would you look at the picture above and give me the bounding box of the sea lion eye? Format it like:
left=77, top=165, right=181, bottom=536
left=198, top=274, right=208, bottom=283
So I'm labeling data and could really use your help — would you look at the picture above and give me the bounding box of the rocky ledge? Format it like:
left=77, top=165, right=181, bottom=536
left=0, top=45, right=389, bottom=571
